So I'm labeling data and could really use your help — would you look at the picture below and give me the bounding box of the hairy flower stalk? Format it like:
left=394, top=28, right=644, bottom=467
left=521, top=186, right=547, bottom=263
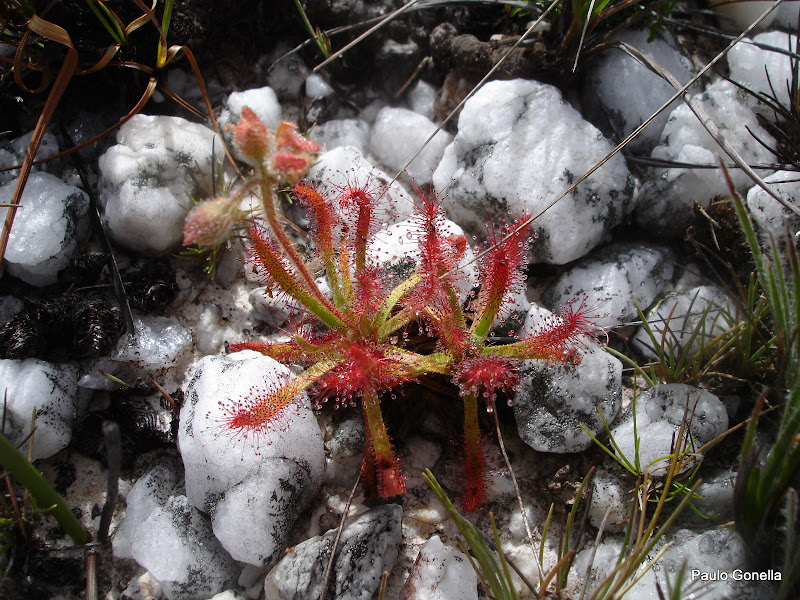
left=212, top=110, right=599, bottom=507
left=461, top=390, right=487, bottom=511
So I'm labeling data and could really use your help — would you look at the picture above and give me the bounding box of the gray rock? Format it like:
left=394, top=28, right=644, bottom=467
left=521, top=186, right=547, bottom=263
left=584, top=28, right=696, bottom=153
left=0, top=172, right=89, bottom=286
left=609, top=384, right=728, bottom=474
left=513, top=305, right=623, bottom=453
left=432, top=79, right=634, bottom=265
left=265, top=504, right=403, bottom=600
left=0, top=295, right=23, bottom=326
left=542, top=241, right=676, bottom=330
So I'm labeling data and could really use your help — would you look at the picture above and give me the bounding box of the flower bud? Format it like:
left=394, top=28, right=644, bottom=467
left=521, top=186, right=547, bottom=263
left=233, top=107, right=272, bottom=163
left=275, top=121, right=321, bottom=154
left=183, top=194, right=241, bottom=246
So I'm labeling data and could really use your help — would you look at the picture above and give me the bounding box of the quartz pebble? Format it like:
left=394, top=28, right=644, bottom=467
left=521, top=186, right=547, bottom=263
left=218, top=86, right=281, bottom=138
left=0, top=131, right=60, bottom=184
left=632, top=285, right=735, bottom=360
left=79, top=315, right=191, bottom=390
left=369, top=217, right=477, bottom=301
left=408, top=80, right=438, bottom=121
left=401, top=535, right=477, bottom=600
left=745, top=170, right=800, bottom=244
left=312, top=119, right=370, bottom=154
left=98, top=115, right=221, bottom=254
left=265, top=504, right=403, bottom=600
left=0, top=358, right=80, bottom=460
left=114, top=457, right=238, bottom=600
left=637, top=79, right=776, bottom=236
left=542, top=241, right=676, bottom=330
left=573, top=527, right=775, bottom=599
left=584, top=28, right=696, bottom=153
left=609, top=384, right=728, bottom=474
left=369, top=107, right=452, bottom=185
left=728, top=31, right=797, bottom=108
left=179, top=351, right=325, bottom=566
left=307, top=145, right=415, bottom=223
left=0, top=172, right=89, bottom=286
left=433, top=78, right=634, bottom=265
left=513, top=304, right=623, bottom=453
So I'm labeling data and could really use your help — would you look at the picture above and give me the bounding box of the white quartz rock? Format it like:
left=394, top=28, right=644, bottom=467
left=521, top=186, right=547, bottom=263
left=219, top=86, right=281, bottom=131
left=637, top=79, right=776, bottom=236
left=709, top=0, right=776, bottom=30
left=584, top=28, right=696, bottom=153
left=211, top=458, right=313, bottom=567
left=0, top=131, right=60, bottom=184
left=587, top=470, right=630, bottom=534
left=408, top=80, right=438, bottom=121
left=369, top=107, right=452, bottom=185
left=305, top=74, right=334, bottom=99
left=433, top=79, right=634, bottom=265
left=513, top=304, right=623, bottom=453
left=632, top=285, right=735, bottom=359
left=1, top=172, right=89, bottom=286
left=369, top=217, right=478, bottom=302
left=610, top=384, right=728, bottom=473
left=0, top=358, right=79, bottom=460
left=774, top=1, right=800, bottom=28
left=312, top=119, right=370, bottom=154
left=132, top=495, right=238, bottom=600
left=542, top=241, right=676, bottom=330
left=265, top=504, right=403, bottom=600
left=178, top=351, right=325, bottom=514
left=401, top=535, right=477, bottom=600
left=572, top=528, right=771, bottom=599
left=113, top=456, right=181, bottom=560
left=307, top=146, right=415, bottom=224
left=79, top=315, right=192, bottom=390
left=98, top=115, right=221, bottom=254
left=729, top=32, right=796, bottom=108
left=745, top=169, right=800, bottom=245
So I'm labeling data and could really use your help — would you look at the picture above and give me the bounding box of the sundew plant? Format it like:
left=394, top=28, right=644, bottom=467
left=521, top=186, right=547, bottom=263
left=189, top=109, right=600, bottom=509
